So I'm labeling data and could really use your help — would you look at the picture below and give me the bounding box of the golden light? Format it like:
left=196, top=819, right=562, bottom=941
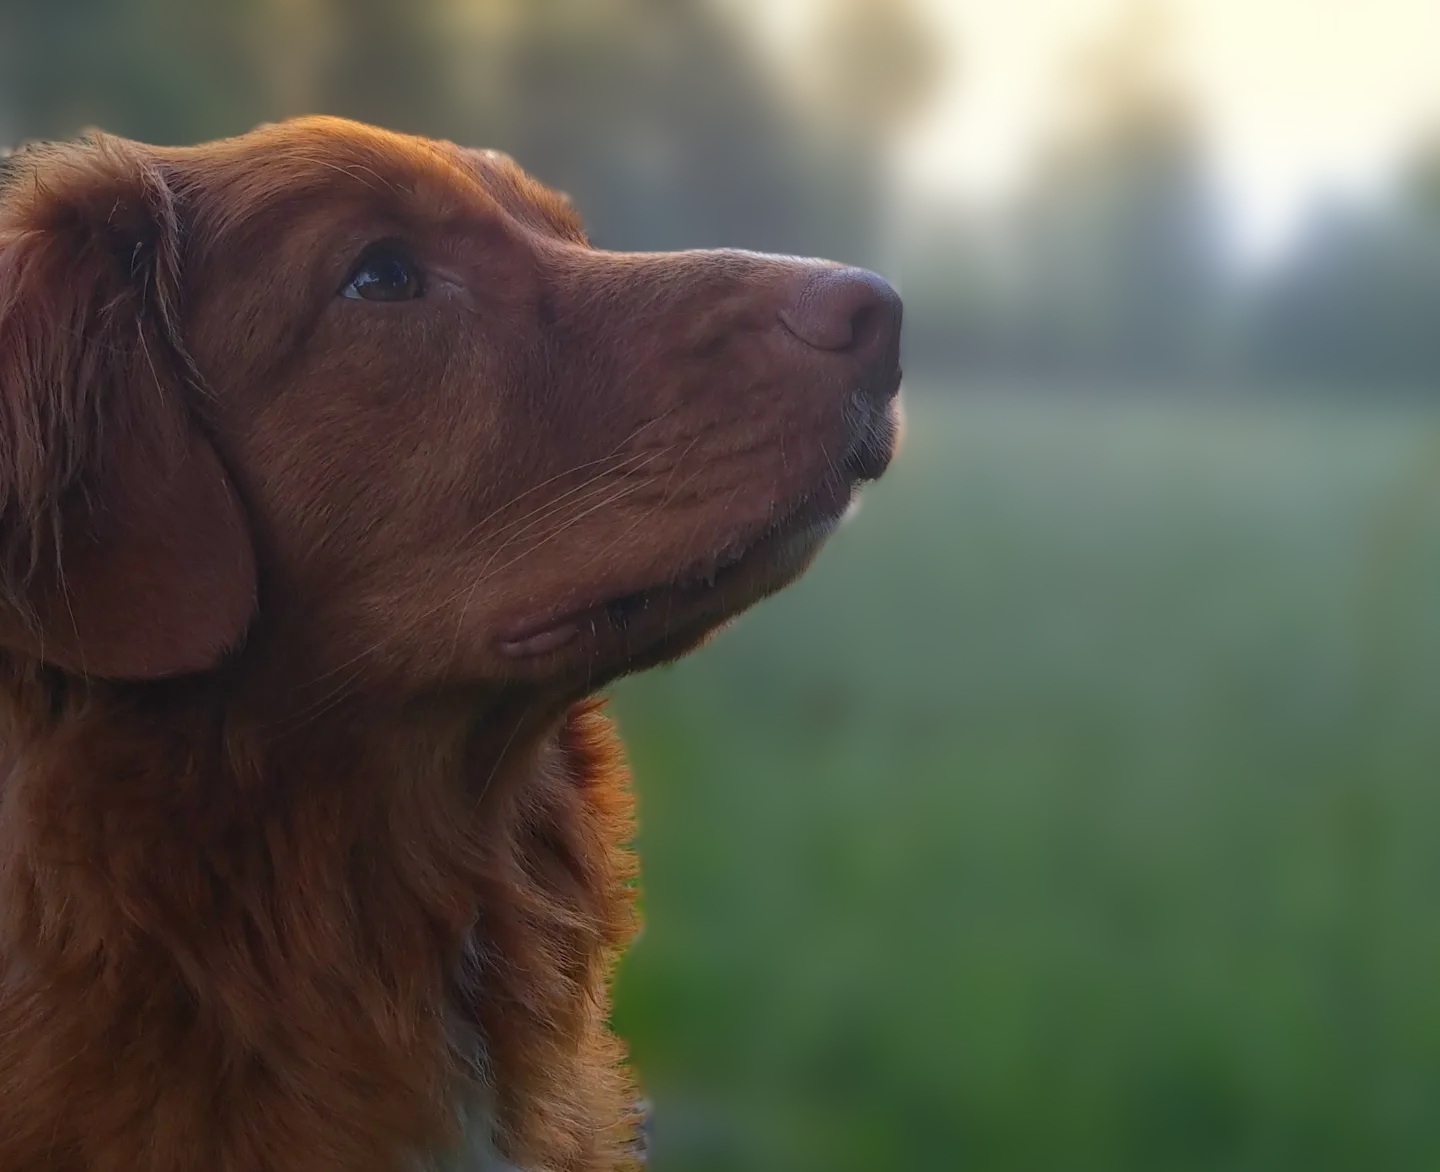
left=873, top=0, right=1440, bottom=257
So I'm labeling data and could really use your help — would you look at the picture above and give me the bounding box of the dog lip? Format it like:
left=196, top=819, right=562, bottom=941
left=494, top=484, right=851, bottom=659
left=494, top=529, right=767, bottom=659
left=840, top=387, right=903, bottom=482
left=497, top=623, right=580, bottom=657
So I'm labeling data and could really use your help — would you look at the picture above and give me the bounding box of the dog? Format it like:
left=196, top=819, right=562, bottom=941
left=0, top=117, right=902, bottom=1172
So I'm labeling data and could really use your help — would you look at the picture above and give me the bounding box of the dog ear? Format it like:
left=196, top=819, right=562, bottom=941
left=0, top=135, right=257, bottom=679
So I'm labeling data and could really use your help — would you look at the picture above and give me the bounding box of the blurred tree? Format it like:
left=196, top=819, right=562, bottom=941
left=896, top=200, right=1019, bottom=377
left=1406, top=128, right=1440, bottom=216
left=0, top=0, right=274, bottom=143
left=300, top=0, right=463, bottom=139
left=0, top=0, right=896, bottom=261
left=806, top=0, right=942, bottom=140
left=800, top=0, right=946, bottom=270
left=454, top=0, right=831, bottom=254
left=1005, top=0, right=1228, bottom=385
left=1248, top=127, right=1440, bottom=391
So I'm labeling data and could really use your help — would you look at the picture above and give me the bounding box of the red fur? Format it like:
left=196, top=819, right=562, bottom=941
left=0, top=117, right=900, bottom=1171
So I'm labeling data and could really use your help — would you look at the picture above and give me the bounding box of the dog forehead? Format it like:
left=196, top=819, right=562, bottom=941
left=184, top=119, right=587, bottom=245
left=166, top=117, right=502, bottom=236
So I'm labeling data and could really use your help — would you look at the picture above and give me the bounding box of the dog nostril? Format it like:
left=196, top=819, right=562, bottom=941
left=849, top=302, right=882, bottom=354
left=779, top=266, right=903, bottom=364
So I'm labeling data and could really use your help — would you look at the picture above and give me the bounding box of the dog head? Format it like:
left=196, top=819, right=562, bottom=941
left=0, top=117, right=901, bottom=697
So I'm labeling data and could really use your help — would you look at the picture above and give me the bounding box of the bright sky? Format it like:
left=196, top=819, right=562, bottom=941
left=742, top=0, right=1440, bottom=261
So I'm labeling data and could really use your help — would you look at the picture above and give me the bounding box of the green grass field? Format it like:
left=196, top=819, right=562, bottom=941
left=608, top=391, right=1440, bottom=1172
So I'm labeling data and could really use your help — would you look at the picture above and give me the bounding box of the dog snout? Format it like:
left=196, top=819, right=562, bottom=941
left=778, top=266, right=903, bottom=395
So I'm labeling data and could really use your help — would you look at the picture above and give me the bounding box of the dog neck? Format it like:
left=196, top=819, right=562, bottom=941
left=0, top=667, right=639, bottom=1172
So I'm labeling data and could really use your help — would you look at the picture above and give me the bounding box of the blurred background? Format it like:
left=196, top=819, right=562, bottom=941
left=6, top=0, right=1440, bottom=1167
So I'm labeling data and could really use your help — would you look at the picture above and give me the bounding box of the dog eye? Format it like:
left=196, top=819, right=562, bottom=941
left=341, top=242, right=424, bottom=302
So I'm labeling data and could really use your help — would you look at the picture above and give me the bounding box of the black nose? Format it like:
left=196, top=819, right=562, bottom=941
left=779, top=266, right=903, bottom=383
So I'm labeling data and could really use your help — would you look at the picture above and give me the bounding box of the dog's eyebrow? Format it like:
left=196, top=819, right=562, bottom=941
left=449, top=145, right=588, bottom=244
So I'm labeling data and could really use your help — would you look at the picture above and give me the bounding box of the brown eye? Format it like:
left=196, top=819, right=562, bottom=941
left=341, top=242, right=424, bottom=301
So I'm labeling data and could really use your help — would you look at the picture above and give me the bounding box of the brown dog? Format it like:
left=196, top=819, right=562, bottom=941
left=0, top=117, right=901, bottom=1172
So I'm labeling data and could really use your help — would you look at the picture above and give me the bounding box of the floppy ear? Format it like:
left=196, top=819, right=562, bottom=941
left=0, top=136, right=256, bottom=679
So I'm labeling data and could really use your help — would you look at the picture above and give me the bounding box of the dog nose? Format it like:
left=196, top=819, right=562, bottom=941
left=779, top=266, right=903, bottom=380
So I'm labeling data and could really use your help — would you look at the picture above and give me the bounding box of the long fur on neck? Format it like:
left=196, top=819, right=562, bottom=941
left=0, top=667, right=640, bottom=1172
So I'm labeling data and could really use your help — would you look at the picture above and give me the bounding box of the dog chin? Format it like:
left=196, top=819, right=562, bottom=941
left=494, top=503, right=846, bottom=686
